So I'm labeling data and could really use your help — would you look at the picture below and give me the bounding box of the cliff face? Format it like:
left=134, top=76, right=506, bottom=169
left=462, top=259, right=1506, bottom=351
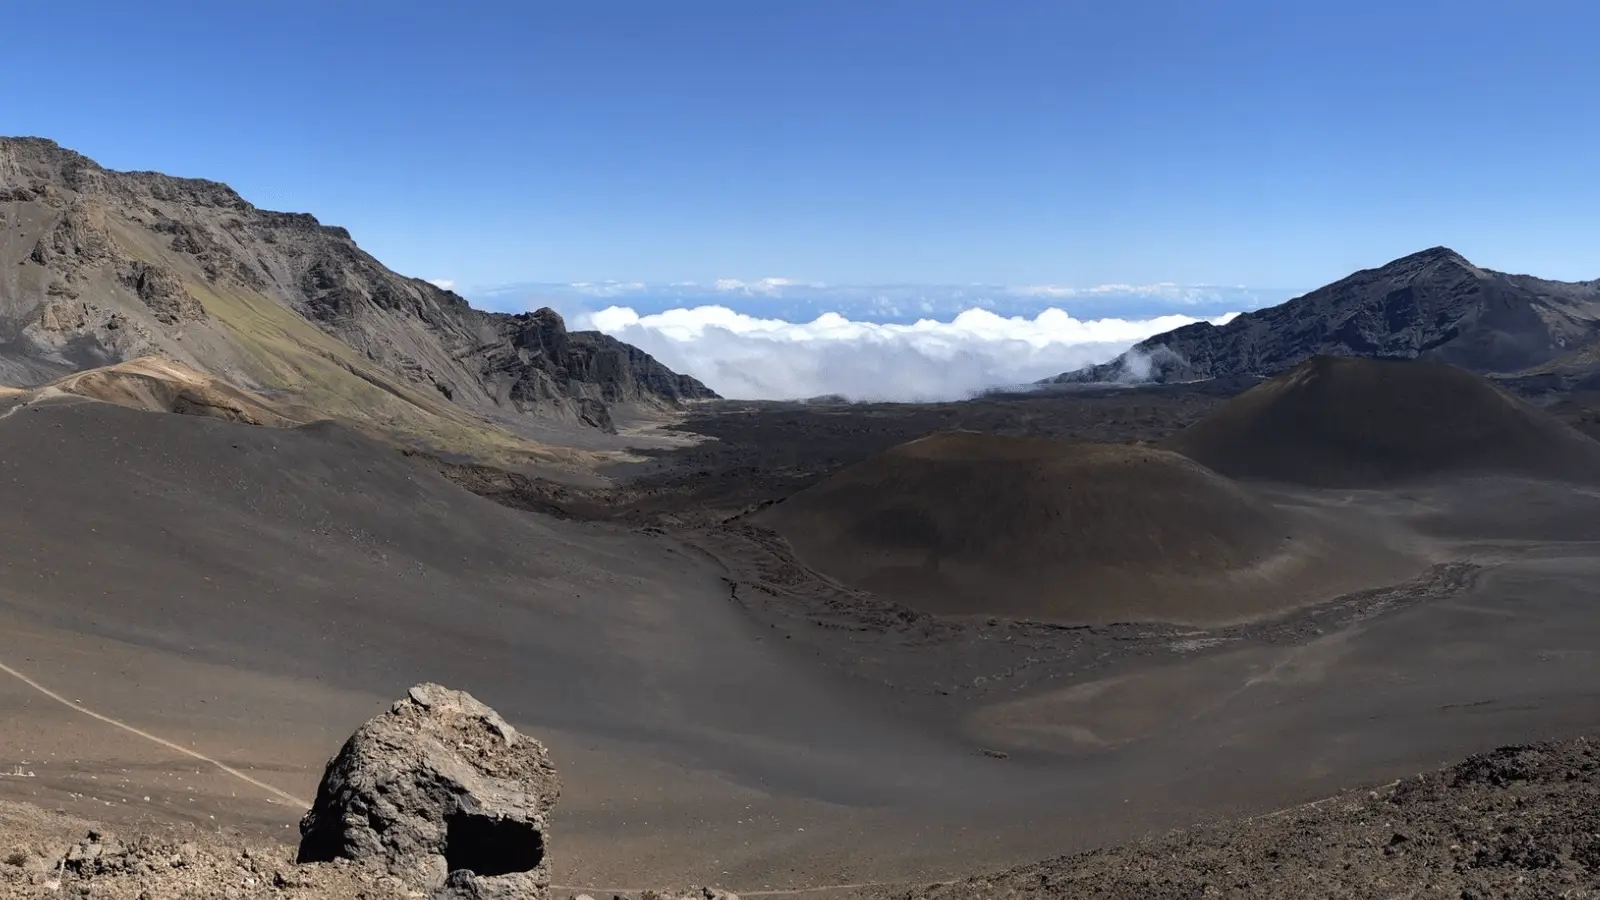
left=0, top=137, right=715, bottom=441
left=1047, top=247, right=1600, bottom=385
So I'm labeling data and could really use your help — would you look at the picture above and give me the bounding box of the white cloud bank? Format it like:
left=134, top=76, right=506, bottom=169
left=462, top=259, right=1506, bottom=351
left=581, top=305, right=1237, bottom=401
left=426, top=278, right=456, bottom=290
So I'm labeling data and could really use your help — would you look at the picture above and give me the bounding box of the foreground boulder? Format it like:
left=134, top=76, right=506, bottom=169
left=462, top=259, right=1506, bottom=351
left=298, top=683, right=560, bottom=899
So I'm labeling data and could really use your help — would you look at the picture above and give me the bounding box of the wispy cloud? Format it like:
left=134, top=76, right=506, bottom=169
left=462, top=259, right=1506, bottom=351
left=577, top=304, right=1238, bottom=401
left=1006, top=282, right=1251, bottom=304
left=711, top=276, right=818, bottom=295
left=566, top=280, right=649, bottom=297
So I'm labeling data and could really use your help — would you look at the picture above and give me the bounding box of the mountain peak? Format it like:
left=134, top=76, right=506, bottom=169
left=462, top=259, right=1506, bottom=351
left=1357, top=247, right=1484, bottom=283
left=1409, top=245, right=1467, bottom=262
left=1045, top=250, right=1600, bottom=385
left=1385, top=245, right=1476, bottom=272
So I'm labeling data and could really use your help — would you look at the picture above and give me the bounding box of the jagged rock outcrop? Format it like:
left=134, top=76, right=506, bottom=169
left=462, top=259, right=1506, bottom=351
left=119, top=259, right=205, bottom=324
left=1047, top=247, right=1600, bottom=385
left=490, top=308, right=712, bottom=431
left=0, top=136, right=717, bottom=441
left=28, top=198, right=118, bottom=268
left=298, top=684, right=560, bottom=900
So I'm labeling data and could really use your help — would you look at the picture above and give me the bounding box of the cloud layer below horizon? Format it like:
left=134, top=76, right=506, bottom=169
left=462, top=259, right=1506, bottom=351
left=578, top=304, right=1239, bottom=401
left=460, top=280, right=1282, bottom=401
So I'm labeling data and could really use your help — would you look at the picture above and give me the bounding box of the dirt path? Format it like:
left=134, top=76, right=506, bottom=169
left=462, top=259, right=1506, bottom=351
left=550, top=882, right=954, bottom=898
left=0, top=398, right=30, bottom=422
left=0, top=655, right=309, bottom=808
left=0, top=387, right=75, bottom=423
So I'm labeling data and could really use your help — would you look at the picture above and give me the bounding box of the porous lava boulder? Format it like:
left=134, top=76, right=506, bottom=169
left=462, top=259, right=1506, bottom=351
left=298, top=683, right=560, bottom=899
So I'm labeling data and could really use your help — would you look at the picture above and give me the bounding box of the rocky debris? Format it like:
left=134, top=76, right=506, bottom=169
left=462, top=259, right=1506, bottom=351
left=894, top=737, right=1600, bottom=899
left=298, top=683, right=560, bottom=899
left=0, top=828, right=413, bottom=899
left=1048, top=246, right=1600, bottom=384
left=658, top=889, right=740, bottom=900
left=120, top=259, right=206, bottom=324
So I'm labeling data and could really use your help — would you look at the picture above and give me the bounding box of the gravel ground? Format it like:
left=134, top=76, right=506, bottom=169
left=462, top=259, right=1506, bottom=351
left=3, top=737, right=1594, bottom=899
left=877, top=737, right=1600, bottom=900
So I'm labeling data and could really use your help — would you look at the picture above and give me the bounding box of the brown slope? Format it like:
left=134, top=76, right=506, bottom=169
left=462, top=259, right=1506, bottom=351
left=1048, top=247, right=1600, bottom=384
left=0, top=136, right=715, bottom=452
left=1163, top=355, right=1600, bottom=486
left=34, top=355, right=299, bottom=426
left=755, top=431, right=1414, bottom=626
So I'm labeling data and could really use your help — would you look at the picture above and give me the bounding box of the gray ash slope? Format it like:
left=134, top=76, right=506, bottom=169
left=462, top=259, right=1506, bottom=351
left=0, top=136, right=714, bottom=436
left=1048, top=247, right=1600, bottom=385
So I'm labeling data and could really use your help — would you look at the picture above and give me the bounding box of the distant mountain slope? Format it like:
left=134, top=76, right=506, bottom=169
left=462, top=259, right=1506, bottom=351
left=0, top=137, right=715, bottom=453
left=1047, top=247, right=1600, bottom=384
left=1501, top=334, right=1600, bottom=395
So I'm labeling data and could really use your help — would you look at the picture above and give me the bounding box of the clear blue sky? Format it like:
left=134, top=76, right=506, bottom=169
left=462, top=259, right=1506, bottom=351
left=5, top=0, right=1597, bottom=291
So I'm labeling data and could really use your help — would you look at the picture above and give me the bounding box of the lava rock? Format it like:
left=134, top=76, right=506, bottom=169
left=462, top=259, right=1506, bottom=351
left=298, top=683, right=560, bottom=900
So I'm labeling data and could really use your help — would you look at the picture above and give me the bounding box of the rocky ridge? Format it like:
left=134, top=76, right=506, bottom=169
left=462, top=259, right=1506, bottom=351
left=1047, top=246, right=1600, bottom=385
left=0, top=136, right=715, bottom=440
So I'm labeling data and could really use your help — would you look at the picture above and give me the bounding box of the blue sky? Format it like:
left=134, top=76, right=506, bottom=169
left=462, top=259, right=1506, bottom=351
left=6, top=2, right=1597, bottom=399
left=6, top=0, right=1597, bottom=292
